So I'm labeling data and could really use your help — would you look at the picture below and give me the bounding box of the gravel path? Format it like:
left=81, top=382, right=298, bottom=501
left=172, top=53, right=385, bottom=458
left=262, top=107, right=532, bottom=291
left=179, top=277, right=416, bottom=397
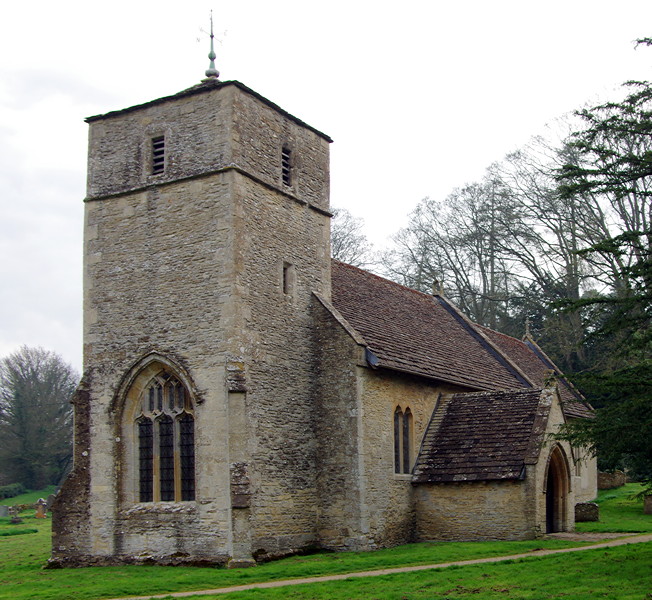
left=105, top=533, right=652, bottom=600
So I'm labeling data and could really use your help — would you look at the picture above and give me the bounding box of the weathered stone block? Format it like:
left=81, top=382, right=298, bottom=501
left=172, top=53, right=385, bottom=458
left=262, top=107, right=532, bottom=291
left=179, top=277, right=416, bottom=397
left=575, top=502, right=599, bottom=522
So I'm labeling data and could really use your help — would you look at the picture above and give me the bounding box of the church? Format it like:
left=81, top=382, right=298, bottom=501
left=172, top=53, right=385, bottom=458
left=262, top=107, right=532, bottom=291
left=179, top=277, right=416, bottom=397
left=51, top=60, right=596, bottom=567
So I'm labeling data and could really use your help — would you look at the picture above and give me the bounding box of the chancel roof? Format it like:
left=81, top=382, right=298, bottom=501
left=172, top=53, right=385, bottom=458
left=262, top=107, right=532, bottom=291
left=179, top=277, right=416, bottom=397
left=477, top=326, right=592, bottom=419
left=412, top=389, right=551, bottom=483
left=329, top=260, right=592, bottom=421
left=330, top=261, right=530, bottom=391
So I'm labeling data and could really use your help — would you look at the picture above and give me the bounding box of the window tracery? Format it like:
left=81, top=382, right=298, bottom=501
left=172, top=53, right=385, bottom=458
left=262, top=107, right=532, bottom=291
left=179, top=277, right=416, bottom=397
left=135, top=371, right=195, bottom=502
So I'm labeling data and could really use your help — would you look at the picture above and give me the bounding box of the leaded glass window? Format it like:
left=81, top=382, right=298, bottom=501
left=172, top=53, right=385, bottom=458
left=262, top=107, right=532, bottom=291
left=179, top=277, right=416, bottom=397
left=159, top=415, right=175, bottom=501
left=394, top=407, right=402, bottom=473
left=179, top=413, right=195, bottom=501
left=393, top=406, right=413, bottom=474
left=138, top=417, right=153, bottom=502
left=135, top=370, right=195, bottom=502
left=402, top=408, right=412, bottom=474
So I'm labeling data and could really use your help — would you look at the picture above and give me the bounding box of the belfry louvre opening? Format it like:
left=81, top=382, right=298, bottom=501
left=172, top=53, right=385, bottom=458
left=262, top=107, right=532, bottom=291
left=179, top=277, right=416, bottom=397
left=152, top=136, right=165, bottom=174
left=281, top=146, right=291, bottom=185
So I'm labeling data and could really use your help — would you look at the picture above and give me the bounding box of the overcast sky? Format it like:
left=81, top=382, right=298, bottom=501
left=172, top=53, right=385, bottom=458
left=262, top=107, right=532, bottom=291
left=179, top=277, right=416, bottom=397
left=2, top=0, right=652, bottom=373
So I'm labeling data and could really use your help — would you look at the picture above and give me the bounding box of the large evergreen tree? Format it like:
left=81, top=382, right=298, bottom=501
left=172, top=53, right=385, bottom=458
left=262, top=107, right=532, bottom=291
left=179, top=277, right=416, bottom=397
left=555, top=58, right=652, bottom=489
left=0, top=346, right=78, bottom=488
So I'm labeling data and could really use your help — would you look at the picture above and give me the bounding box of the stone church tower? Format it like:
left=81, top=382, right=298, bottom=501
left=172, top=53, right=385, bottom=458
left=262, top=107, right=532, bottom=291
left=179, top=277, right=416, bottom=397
left=52, top=73, right=333, bottom=565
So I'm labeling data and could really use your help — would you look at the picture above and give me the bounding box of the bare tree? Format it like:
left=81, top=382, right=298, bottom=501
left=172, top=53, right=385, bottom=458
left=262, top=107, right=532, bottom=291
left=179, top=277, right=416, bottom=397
left=0, top=346, right=78, bottom=488
left=331, top=208, right=373, bottom=267
left=381, top=184, right=517, bottom=330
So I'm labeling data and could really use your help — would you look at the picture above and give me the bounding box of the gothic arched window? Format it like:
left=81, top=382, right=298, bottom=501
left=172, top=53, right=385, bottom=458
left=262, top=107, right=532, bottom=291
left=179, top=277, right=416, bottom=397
left=394, top=406, right=413, bottom=474
left=135, top=371, right=195, bottom=502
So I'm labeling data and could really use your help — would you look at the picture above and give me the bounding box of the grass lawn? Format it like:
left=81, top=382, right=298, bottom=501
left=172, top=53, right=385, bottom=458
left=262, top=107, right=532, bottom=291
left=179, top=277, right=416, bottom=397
left=0, top=484, right=650, bottom=600
left=0, top=485, right=57, bottom=506
left=181, top=543, right=652, bottom=600
left=576, top=482, right=652, bottom=533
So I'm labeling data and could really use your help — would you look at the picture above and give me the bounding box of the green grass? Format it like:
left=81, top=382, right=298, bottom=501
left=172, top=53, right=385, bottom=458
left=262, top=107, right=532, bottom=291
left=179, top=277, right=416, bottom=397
left=576, top=482, right=652, bottom=533
left=0, top=527, right=38, bottom=537
left=180, top=543, right=652, bottom=600
left=0, top=517, right=593, bottom=600
left=0, top=484, right=650, bottom=600
left=0, top=485, right=57, bottom=506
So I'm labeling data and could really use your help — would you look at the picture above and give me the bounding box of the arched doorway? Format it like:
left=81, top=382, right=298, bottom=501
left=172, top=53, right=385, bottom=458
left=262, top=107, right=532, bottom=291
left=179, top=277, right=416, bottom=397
left=545, top=445, right=571, bottom=533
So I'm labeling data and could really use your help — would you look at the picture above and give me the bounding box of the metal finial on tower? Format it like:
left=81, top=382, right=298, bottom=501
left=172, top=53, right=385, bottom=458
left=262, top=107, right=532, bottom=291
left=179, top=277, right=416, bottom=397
left=205, top=11, right=220, bottom=80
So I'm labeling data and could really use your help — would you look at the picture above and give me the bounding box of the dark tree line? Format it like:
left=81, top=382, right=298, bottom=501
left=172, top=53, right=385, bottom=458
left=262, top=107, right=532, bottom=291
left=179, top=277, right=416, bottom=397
left=0, top=346, right=78, bottom=489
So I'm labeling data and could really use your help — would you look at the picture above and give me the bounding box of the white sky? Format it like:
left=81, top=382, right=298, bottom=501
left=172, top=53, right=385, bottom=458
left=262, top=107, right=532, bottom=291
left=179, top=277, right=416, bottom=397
left=1, top=0, right=652, bottom=373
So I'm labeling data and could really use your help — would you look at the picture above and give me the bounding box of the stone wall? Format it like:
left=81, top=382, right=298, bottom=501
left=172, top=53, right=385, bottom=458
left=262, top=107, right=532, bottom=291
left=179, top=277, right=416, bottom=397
left=231, top=85, right=330, bottom=212
left=598, top=470, right=627, bottom=490
left=573, top=448, right=598, bottom=503
left=50, top=381, right=92, bottom=565
left=414, top=479, right=532, bottom=541
left=232, top=172, right=330, bottom=559
left=358, top=371, right=465, bottom=548
left=76, top=172, right=235, bottom=562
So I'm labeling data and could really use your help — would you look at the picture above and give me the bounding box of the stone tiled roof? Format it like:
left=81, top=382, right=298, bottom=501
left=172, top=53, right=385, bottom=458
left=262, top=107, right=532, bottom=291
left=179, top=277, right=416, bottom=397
left=329, top=261, right=593, bottom=421
left=330, top=261, right=530, bottom=391
left=477, top=326, right=593, bottom=419
left=412, top=389, right=551, bottom=483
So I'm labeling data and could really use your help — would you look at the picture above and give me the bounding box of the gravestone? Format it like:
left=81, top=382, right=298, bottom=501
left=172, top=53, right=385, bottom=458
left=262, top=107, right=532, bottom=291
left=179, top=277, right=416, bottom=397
left=8, top=506, right=22, bottom=524
left=0, top=505, right=8, bottom=518
left=575, top=501, right=599, bottom=522
left=35, top=498, right=47, bottom=518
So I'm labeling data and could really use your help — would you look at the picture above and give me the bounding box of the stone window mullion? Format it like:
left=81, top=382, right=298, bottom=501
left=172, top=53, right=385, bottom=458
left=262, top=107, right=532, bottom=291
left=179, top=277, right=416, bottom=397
left=135, top=372, right=195, bottom=503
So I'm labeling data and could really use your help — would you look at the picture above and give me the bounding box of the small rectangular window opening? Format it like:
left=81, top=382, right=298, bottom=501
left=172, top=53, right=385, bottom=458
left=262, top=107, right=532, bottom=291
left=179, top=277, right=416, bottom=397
left=152, top=136, right=165, bottom=174
left=282, top=262, right=295, bottom=296
left=281, top=147, right=291, bottom=186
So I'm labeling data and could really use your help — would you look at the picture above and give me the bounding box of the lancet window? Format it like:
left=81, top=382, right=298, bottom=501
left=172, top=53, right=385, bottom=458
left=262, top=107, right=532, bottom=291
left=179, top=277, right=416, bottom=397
left=136, top=371, right=195, bottom=502
left=394, top=406, right=413, bottom=474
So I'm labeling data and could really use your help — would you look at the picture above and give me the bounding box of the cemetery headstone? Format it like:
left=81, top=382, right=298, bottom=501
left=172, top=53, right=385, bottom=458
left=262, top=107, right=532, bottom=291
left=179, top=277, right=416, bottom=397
left=35, top=497, right=47, bottom=518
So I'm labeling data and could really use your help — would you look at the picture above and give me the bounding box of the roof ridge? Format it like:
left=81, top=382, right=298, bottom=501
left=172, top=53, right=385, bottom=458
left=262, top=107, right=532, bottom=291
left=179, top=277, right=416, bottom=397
left=523, top=339, right=588, bottom=407
left=436, top=296, right=535, bottom=389
left=476, top=323, right=527, bottom=344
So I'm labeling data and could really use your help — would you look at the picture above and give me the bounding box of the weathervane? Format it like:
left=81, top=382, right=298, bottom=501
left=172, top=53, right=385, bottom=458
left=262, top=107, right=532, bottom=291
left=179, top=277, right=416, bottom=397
left=204, top=10, right=220, bottom=80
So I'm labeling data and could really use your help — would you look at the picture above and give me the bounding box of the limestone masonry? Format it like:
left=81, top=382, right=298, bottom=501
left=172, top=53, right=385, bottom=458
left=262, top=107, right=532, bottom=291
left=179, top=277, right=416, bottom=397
left=51, top=78, right=596, bottom=567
